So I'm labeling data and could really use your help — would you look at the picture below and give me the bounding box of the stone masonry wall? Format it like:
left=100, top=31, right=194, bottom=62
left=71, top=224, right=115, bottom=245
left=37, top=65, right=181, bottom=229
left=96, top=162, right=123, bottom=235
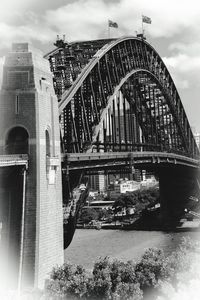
left=0, top=43, right=64, bottom=289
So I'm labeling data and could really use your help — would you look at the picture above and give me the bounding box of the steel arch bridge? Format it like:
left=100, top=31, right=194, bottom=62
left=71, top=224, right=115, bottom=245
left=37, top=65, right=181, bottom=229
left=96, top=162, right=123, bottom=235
left=46, top=36, right=200, bottom=247
left=47, top=36, right=199, bottom=158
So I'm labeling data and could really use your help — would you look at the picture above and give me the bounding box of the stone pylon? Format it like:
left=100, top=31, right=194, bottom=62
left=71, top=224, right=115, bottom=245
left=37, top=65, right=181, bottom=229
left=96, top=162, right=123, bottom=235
left=0, top=43, right=64, bottom=290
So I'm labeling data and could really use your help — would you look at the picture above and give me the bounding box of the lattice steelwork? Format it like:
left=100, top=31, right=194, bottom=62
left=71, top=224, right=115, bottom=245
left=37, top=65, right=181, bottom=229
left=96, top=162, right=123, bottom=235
left=46, top=37, right=199, bottom=159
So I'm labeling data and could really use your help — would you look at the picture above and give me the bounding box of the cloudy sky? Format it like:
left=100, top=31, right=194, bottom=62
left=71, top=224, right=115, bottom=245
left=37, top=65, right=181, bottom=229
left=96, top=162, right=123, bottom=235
left=0, top=0, right=200, bottom=131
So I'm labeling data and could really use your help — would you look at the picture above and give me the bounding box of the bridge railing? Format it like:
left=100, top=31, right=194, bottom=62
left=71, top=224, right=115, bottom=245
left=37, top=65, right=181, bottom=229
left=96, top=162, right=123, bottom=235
left=0, top=154, right=28, bottom=168
left=65, top=141, right=199, bottom=160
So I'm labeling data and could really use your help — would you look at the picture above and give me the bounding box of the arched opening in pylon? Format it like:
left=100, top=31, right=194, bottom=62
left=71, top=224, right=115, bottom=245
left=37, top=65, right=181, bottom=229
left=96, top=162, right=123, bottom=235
left=5, top=126, right=29, bottom=154
left=1, top=126, right=29, bottom=287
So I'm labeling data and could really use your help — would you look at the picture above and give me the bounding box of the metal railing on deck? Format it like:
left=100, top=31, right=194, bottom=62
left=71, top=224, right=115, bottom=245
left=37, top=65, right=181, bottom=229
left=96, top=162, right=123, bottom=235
left=0, top=154, right=28, bottom=168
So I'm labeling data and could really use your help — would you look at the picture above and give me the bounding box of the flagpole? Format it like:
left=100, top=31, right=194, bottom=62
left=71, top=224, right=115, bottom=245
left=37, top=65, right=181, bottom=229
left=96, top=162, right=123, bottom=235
left=141, top=15, right=144, bottom=35
left=107, top=20, right=110, bottom=38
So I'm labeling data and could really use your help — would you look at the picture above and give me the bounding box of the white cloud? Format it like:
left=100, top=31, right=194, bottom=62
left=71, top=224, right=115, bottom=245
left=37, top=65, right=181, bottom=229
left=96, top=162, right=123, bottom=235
left=1, top=0, right=199, bottom=46
left=43, top=0, right=200, bottom=40
left=163, top=40, right=200, bottom=90
left=0, top=0, right=36, bottom=22
left=45, top=0, right=119, bottom=41
left=1, top=0, right=200, bottom=48
left=164, top=54, right=200, bottom=73
left=0, top=22, right=56, bottom=49
left=169, top=42, right=200, bottom=56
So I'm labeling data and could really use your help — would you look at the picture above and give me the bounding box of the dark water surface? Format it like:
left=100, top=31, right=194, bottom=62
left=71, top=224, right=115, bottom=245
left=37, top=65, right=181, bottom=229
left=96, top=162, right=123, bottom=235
left=64, top=228, right=200, bottom=269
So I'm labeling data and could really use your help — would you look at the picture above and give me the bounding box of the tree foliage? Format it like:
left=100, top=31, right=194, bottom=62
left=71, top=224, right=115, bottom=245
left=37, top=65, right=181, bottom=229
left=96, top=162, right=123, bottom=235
left=88, top=257, right=142, bottom=300
left=113, top=187, right=159, bottom=214
left=45, top=263, right=89, bottom=299
left=135, top=248, right=169, bottom=290
left=79, top=208, right=99, bottom=224
left=45, top=237, right=200, bottom=300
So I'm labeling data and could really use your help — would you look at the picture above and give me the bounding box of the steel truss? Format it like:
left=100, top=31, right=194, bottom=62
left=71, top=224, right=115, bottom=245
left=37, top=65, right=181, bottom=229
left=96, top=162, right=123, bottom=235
left=46, top=37, right=199, bottom=159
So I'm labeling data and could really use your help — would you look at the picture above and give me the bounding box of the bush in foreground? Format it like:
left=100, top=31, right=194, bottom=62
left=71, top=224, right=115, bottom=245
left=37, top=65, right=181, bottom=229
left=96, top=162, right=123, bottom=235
left=135, top=248, right=170, bottom=291
left=45, top=257, right=142, bottom=300
left=45, top=263, right=89, bottom=299
left=45, top=237, right=200, bottom=300
left=88, top=257, right=142, bottom=300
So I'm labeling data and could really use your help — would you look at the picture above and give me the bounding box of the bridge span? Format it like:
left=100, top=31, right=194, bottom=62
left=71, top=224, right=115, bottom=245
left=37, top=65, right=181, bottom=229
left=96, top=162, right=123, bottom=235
left=64, top=151, right=199, bottom=171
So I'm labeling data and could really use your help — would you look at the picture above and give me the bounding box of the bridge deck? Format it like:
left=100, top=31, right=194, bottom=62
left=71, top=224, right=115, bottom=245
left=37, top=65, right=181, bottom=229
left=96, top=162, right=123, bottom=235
left=0, top=154, right=28, bottom=168
left=64, top=151, right=199, bottom=170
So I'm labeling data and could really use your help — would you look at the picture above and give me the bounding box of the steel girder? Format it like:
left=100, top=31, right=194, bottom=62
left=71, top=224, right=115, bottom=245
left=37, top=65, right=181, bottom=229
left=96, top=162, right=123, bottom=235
left=47, top=37, right=199, bottom=159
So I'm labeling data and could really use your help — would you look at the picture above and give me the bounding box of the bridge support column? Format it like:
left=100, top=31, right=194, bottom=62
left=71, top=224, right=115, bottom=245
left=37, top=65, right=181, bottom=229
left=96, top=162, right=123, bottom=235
left=159, top=166, right=198, bottom=227
left=0, top=43, right=64, bottom=290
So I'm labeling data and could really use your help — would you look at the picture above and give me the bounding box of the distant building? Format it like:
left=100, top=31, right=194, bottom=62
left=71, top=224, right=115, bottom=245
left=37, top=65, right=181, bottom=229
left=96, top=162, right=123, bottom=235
left=120, top=180, right=141, bottom=193
left=84, top=200, right=115, bottom=210
left=140, top=176, right=158, bottom=188
left=109, top=181, right=121, bottom=198
left=133, top=169, right=142, bottom=182
left=114, top=109, right=139, bottom=146
left=89, top=172, right=105, bottom=193
left=108, top=179, right=141, bottom=198
left=88, top=190, right=99, bottom=198
left=99, top=174, right=105, bottom=192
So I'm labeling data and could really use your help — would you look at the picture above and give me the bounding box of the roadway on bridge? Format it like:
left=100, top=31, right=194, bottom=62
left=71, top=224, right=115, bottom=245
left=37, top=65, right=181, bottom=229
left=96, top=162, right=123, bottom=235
left=63, top=151, right=199, bottom=171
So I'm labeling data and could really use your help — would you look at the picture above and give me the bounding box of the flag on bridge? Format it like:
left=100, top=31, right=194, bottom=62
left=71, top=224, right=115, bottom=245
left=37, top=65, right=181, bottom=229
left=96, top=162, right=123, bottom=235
left=108, top=19, right=118, bottom=28
left=142, top=15, right=152, bottom=24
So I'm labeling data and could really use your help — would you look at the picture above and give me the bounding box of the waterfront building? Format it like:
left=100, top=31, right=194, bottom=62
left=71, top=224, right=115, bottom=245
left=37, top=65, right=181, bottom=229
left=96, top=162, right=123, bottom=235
left=140, top=176, right=158, bottom=188
left=88, top=190, right=99, bottom=198
left=120, top=180, right=141, bottom=193
left=108, top=178, right=141, bottom=198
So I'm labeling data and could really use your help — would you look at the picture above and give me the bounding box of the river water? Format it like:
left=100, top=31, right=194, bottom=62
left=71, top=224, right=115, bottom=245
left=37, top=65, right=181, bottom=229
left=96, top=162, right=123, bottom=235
left=64, top=228, right=200, bottom=270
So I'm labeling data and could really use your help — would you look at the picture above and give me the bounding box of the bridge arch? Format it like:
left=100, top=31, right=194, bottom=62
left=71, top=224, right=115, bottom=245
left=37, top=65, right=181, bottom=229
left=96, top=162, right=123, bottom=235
left=49, top=36, right=198, bottom=159
left=90, top=68, right=188, bottom=150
